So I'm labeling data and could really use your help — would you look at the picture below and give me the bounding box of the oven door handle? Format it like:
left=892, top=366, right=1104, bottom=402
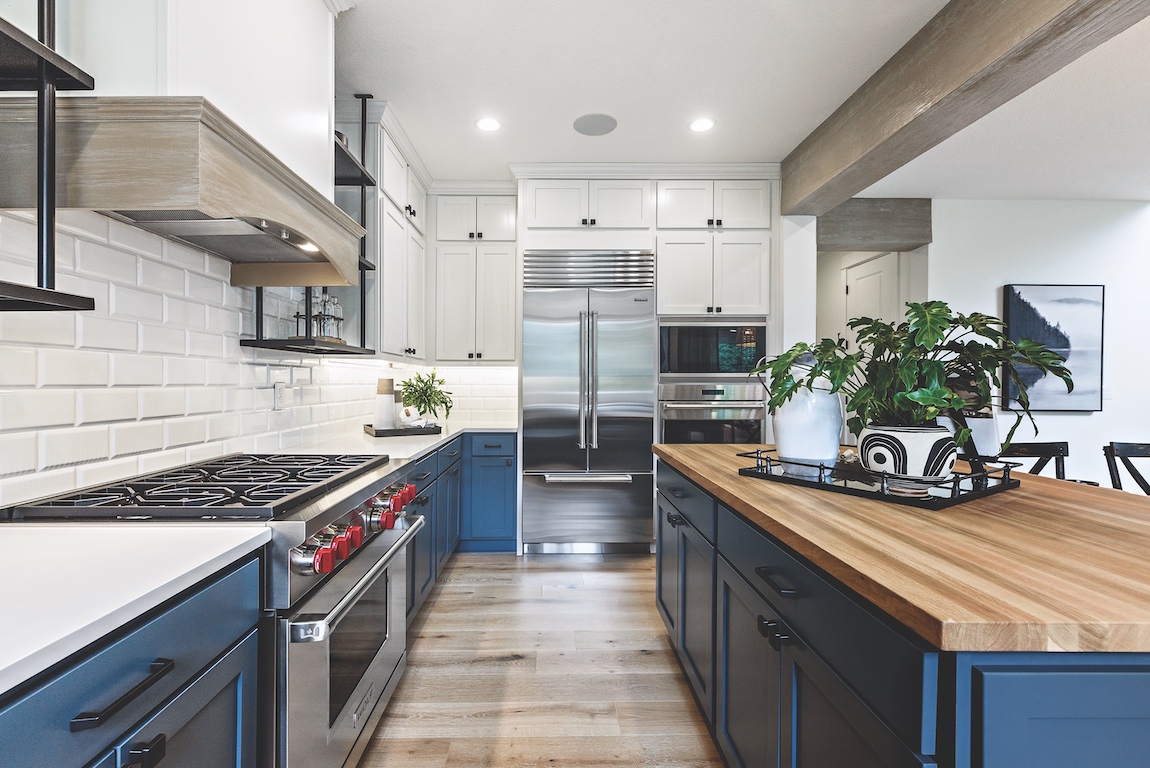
left=289, top=516, right=425, bottom=644
left=660, top=401, right=765, bottom=409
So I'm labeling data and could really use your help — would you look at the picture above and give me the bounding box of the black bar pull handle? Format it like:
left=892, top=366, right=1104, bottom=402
left=666, top=510, right=683, bottom=527
left=757, top=615, right=779, bottom=638
left=413, top=472, right=432, bottom=481
left=71, top=658, right=174, bottom=732
left=449, top=467, right=460, bottom=476
left=126, top=733, right=167, bottom=768
left=668, top=488, right=687, bottom=499
left=415, top=495, right=430, bottom=506
left=755, top=566, right=798, bottom=599
left=484, top=443, right=501, bottom=448
left=446, top=450, right=460, bottom=458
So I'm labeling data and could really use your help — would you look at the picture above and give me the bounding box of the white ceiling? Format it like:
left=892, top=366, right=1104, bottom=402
left=334, top=0, right=948, bottom=181
left=861, top=14, right=1150, bottom=202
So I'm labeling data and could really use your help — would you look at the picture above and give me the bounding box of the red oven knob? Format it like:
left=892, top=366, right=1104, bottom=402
left=404, top=484, right=417, bottom=503
left=314, top=546, right=335, bottom=574
left=383, top=511, right=396, bottom=529
left=390, top=494, right=403, bottom=513
left=331, top=534, right=351, bottom=560
left=347, top=525, right=364, bottom=548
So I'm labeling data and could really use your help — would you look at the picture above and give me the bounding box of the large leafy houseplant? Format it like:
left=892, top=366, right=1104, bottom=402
left=401, top=369, right=453, bottom=420
left=758, top=301, right=1073, bottom=451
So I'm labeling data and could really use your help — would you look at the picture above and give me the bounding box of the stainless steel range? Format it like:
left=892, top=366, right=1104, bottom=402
left=7, top=453, right=424, bottom=768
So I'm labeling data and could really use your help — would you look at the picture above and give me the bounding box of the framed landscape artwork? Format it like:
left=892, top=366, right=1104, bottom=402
left=1003, top=284, right=1104, bottom=412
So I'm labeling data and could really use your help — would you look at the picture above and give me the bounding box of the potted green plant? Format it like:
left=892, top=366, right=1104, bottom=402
left=400, top=369, right=453, bottom=422
left=756, top=301, right=1073, bottom=488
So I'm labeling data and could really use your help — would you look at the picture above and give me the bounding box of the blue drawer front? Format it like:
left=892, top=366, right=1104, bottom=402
left=471, top=433, right=515, bottom=457
left=408, top=453, right=439, bottom=492
left=0, top=559, right=259, bottom=768
left=718, top=507, right=937, bottom=755
left=657, top=461, right=716, bottom=543
left=438, top=436, right=463, bottom=475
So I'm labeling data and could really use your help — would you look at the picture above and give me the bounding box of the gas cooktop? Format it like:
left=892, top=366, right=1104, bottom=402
left=7, top=453, right=390, bottom=521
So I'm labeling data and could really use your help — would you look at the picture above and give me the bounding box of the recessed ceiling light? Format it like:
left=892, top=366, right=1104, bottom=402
left=298, top=242, right=320, bottom=253
left=573, top=113, right=618, bottom=136
left=690, top=118, right=716, bottom=132
left=476, top=117, right=500, bottom=131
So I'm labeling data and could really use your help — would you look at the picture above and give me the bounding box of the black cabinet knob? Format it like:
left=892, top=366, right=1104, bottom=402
left=589, top=218, right=596, bottom=226
left=706, top=306, right=713, bottom=313
left=716, top=307, right=722, bottom=313
left=581, top=218, right=588, bottom=225
left=716, top=218, right=722, bottom=226
left=469, top=232, right=475, bottom=238
left=477, top=232, right=483, bottom=239
left=476, top=352, right=482, bottom=359
left=468, top=353, right=474, bottom=359
left=707, top=218, right=714, bottom=226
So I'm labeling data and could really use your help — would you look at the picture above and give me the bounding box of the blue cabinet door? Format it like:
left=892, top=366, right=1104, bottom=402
left=655, top=495, right=680, bottom=639
left=443, top=462, right=462, bottom=553
left=434, top=473, right=453, bottom=577
left=114, top=629, right=258, bottom=768
left=407, top=484, right=437, bottom=623
left=463, top=455, right=517, bottom=544
left=678, top=518, right=715, bottom=723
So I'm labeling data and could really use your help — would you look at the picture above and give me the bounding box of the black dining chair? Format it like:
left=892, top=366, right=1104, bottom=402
left=1103, top=443, right=1150, bottom=494
left=999, top=441, right=1099, bottom=485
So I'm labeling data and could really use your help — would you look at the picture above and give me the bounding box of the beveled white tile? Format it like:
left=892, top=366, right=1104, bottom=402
left=78, top=316, right=138, bottom=352
left=40, top=425, right=110, bottom=469
left=137, top=448, right=188, bottom=475
left=164, top=416, right=207, bottom=449
left=76, top=456, right=141, bottom=487
left=164, top=296, right=205, bottom=328
left=0, top=390, right=76, bottom=430
left=0, top=467, right=77, bottom=505
left=111, top=421, right=164, bottom=457
left=162, top=240, right=208, bottom=273
left=187, top=331, right=224, bottom=358
left=77, top=388, right=139, bottom=424
left=38, top=349, right=110, bottom=387
left=207, top=413, right=241, bottom=441
left=0, top=349, right=37, bottom=386
left=0, top=311, right=77, bottom=347
left=110, top=284, right=164, bottom=321
left=111, top=354, right=163, bottom=386
left=57, top=211, right=110, bottom=241
left=139, top=388, right=186, bottom=419
left=187, top=273, right=225, bottom=306
left=140, top=324, right=185, bottom=355
left=164, top=357, right=206, bottom=386
left=76, top=240, right=136, bottom=283
left=187, top=387, right=225, bottom=415
left=0, top=433, right=37, bottom=477
left=108, top=220, right=163, bottom=256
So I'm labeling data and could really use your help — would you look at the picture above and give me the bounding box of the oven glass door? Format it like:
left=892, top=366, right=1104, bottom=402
left=328, top=570, right=389, bottom=726
left=660, top=325, right=766, bottom=375
left=662, top=418, right=762, bottom=444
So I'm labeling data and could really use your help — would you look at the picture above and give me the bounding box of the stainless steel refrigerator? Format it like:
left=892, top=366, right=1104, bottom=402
left=521, top=251, right=656, bottom=553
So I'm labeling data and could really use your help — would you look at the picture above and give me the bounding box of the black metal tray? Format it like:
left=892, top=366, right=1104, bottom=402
left=363, top=424, right=443, bottom=437
left=736, top=449, right=1021, bottom=510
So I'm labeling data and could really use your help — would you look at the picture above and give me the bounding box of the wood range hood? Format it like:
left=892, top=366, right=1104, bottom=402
left=0, top=96, right=364, bottom=287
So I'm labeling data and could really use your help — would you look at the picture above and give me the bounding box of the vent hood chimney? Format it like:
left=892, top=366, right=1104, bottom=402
left=0, top=97, right=364, bottom=287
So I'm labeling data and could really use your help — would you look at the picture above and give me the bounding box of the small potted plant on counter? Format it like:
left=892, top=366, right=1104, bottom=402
left=400, top=369, right=453, bottom=425
left=756, top=301, right=1073, bottom=492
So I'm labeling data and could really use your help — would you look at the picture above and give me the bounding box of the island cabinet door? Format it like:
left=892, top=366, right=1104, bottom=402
left=655, top=495, right=681, bottom=639
left=715, top=556, right=781, bottom=768
left=677, top=519, right=716, bottom=723
left=780, top=630, right=936, bottom=768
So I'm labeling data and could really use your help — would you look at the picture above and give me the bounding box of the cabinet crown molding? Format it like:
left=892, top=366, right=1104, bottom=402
left=509, top=162, right=781, bottom=180
left=322, top=0, right=356, bottom=14
left=429, top=180, right=518, bottom=195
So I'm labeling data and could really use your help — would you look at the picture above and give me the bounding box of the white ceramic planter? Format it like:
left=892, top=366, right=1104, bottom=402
left=773, top=379, right=843, bottom=479
left=858, top=424, right=958, bottom=493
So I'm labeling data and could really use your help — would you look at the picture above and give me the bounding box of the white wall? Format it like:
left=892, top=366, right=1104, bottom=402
left=0, top=211, right=517, bottom=506
left=929, top=199, right=1150, bottom=487
left=781, top=215, right=817, bottom=350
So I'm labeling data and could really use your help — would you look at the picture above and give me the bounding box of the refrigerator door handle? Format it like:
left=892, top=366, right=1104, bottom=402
left=590, top=310, right=599, bottom=449
left=578, top=310, right=587, bottom=449
left=543, top=474, right=633, bottom=484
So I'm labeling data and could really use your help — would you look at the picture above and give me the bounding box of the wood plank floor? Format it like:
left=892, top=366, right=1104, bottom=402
left=359, top=554, right=724, bottom=768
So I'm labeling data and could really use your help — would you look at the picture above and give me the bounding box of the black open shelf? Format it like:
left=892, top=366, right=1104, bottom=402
left=334, top=139, right=376, bottom=187
left=0, top=279, right=94, bottom=311
left=240, top=338, right=376, bottom=356
left=0, top=16, right=93, bottom=91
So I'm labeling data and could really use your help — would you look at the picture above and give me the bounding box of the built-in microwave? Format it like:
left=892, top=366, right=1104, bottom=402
left=659, top=323, right=767, bottom=377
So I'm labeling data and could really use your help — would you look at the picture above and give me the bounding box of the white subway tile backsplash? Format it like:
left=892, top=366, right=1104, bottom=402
left=0, top=433, right=37, bottom=476
left=111, top=284, right=164, bottom=321
left=253, top=387, right=274, bottom=411
left=78, top=389, right=139, bottom=424
left=253, top=432, right=282, bottom=453
left=140, top=258, right=186, bottom=295
left=139, top=388, right=186, bottom=419
left=40, top=425, right=110, bottom=469
left=0, top=390, right=76, bottom=429
left=111, top=421, right=164, bottom=457
left=187, top=331, right=224, bottom=358
left=205, top=253, right=231, bottom=281
left=162, top=240, right=208, bottom=273
left=58, top=273, right=110, bottom=315
left=187, top=442, right=227, bottom=464
left=39, top=349, right=109, bottom=387
left=140, top=324, right=185, bottom=355
left=57, top=211, right=110, bottom=241
left=0, top=215, right=37, bottom=259
left=76, top=456, right=141, bottom=488
left=206, top=361, right=241, bottom=386
left=78, top=316, right=138, bottom=352
left=207, top=413, right=240, bottom=441
left=0, top=467, right=77, bottom=505
left=0, top=311, right=77, bottom=347
left=111, top=354, right=163, bottom=386
left=77, top=240, right=138, bottom=283
left=164, top=357, right=206, bottom=386
left=0, top=260, right=36, bottom=285
left=109, top=219, right=164, bottom=257
left=0, top=349, right=37, bottom=386
left=165, top=296, right=206, bottom=328
left=137, top=448, right=188, bottom=475
left=226, top=388, right=256, bottom=412
left=187, top=273, right=225, bottom=306
left=206, top=305, right=241, bottom=335
left=241, top=411, right=269, bottom=435
left=187, top=387, right=225, bottom=415
left=164, top=416, right=207, bottom=448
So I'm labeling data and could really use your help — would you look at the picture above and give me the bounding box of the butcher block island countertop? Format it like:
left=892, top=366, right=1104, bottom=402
left=654, top=443, right=1150, bottom=654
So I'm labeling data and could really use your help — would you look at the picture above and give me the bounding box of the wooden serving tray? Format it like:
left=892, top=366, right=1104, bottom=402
left=363, top=424, right=443, bottom=437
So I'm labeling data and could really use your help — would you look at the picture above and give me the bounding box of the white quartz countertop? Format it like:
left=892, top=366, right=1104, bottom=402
left=0, top=524, right=270, bottom=697
left=286, top=424, right=517, bottom=461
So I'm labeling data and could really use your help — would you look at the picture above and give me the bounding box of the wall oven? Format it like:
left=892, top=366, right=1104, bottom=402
left=660, top=322, right=767, bottom=378
left=658, top=382, right=765, bottom=444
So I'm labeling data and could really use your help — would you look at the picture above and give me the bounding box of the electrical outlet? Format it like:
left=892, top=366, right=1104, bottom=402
left=273, top=382, right=287, bottom=410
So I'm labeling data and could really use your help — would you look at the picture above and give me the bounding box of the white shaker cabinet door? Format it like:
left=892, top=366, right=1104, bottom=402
left=407, top=172, right=427, bottom=234
left=713, top=181, right=772, bottom=229
left=475, top=244, right=517, bottom=361
left=713, top=232, right=770, bottom=315
left=380, top=130, right=408, bottom=209
left=656, top=233, right=714, bottom=315
left=406, top=227, right=427, bottom=359
left=656, top=181, right=714, bottom=228
left=379, top=199, right=408, bottom=357
left=436, top=196, right=479, bottom=241
left=523, top=180, right=589, bottom=228
left=436, top=245, right=478, bottom=361
left=475, top=196, right=517, bottom=241
left=588, top=180, right=654, bottom=229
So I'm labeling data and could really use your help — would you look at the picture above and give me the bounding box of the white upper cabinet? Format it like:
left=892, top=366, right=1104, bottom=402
left=406, top=172, right=427, bottom=234
left=657, top=180, right=771, bottom=229
left=380, top=130, right=408, bottom=210
left=436, top=244, right=516, bottom=362
left=523, top=180, right=588, bottom=228
left=437, top=196, right=517, bottom=241
left=379, top=198, right=408, bottom=357
left=523, top=180, right=653, bottom=229
left=406, top=228, right=427, bottom=359
left=656, top=231, right=770, bottom=316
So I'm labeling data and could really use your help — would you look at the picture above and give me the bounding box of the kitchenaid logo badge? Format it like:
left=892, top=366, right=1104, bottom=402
left=634, top=297, right=648, bottom=302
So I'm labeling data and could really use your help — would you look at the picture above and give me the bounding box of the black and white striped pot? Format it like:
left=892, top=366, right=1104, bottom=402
left=858, top=424, right=958, bottom=494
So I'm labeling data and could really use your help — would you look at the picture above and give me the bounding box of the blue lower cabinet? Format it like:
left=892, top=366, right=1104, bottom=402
left=655, top=495, right=681, bottom=638
left=441, top=461, right=462, bottom=556
left=678, top=519, right=715, bottom=723
left=407, top=483, right=437, bottom=624
left=114, top=629, right=259, bottom=768
left=460, top=433, right=517, bottom=552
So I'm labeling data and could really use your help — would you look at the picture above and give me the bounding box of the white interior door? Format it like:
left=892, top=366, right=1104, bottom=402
left=475, top=196, right=517, bottom=240
left=379, top=199, right=407, bottom=356
left=656, top=180, right=714, bottom=228
left=406, top=227, right=426, bottom=359
left=436, top=196, right=478, bottom=241
left=844, top=252, right=899, bottom=350
left=435, top=245, right=477, bottom=361
left=588, top=180, right=653, bottom=228
left=475, top=244, right=517, bottom=361
left=713, top=180, right=772, bottom=229
left=523, top=180, right=588, bottom=228
left=656, top=233, right=714, bottom=314
left=713, top=232, right=770, bottom=315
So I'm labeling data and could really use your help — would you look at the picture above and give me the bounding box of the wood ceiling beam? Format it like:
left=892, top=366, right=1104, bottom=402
left=817, top=198, right=932, bottom=252
left=781, top=0, right=1150, bottom=216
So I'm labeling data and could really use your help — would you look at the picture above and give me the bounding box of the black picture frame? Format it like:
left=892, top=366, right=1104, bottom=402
left=1003, top=284, right=1104, bottom=412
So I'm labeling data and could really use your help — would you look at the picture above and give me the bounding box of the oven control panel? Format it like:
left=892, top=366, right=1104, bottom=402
left=288, top=481, right=418, bottom=575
